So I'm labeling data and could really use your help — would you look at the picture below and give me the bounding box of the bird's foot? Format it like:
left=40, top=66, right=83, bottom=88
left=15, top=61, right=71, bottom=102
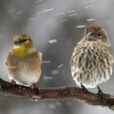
left=97, top=86, right=104, bottom=101
left=81, top=84, right=88, bottom=93
left=11, top=80, right=16, bottom=86
left=32, top=83, right=40, bottom=92
left=97, top=86, right=103, bottom=94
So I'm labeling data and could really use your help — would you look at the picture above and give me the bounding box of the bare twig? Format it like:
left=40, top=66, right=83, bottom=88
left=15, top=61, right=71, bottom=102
left=0, top=78, right=114, bottom=110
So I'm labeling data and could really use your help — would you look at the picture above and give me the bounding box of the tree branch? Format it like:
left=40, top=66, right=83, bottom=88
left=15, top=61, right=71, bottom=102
left=0, top=78, right=114, bottom=110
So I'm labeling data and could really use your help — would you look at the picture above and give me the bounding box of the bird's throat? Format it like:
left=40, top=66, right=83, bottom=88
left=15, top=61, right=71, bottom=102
left=13, top=45, right=35, bottom=57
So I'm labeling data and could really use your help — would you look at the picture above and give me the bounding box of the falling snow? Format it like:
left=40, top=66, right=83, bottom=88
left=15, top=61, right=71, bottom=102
left=51, top=69, right=59, bottom=75
left=57, top=64, right=64, bottom=69
left=76, top=25, right=86, bottom=28
left=42, top=60, right=51, bottom=64
left=38, top=8, right=54, bottom=15
left=48, top=39, right=57, bottom=44
left=87, top=18, right=96, bottom=21
left=54, top=12, right=65, bottom=16
left=66, top=10, right=77, bottom=17
left=43, top=76, right=53, bottom=80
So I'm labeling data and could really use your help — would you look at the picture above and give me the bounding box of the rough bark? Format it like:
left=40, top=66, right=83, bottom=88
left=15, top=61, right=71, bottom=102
left=0, top=78, right=114, bottom=110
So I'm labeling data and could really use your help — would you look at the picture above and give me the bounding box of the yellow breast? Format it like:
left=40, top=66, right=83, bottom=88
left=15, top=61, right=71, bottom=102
left=13, top=44, right=26, bottom=57
left=13, top=44, right=34, bottom=57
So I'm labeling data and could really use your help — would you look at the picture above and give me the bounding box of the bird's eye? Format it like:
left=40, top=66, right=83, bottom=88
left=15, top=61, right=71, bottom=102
left=23, top=39, right=27, bottom=42
left=97, top=33, right=102, bottom=37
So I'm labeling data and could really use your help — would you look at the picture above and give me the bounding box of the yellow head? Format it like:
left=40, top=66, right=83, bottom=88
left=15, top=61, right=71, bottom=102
left=12, top=34, right=35, bottom=57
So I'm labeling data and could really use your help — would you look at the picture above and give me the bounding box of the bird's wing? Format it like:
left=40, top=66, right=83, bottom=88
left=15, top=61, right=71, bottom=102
left=39, top=51, right=42, bottom=62
left=109, top=47, right=114, bottom=63
left=6, top=51, right=17, bottom=69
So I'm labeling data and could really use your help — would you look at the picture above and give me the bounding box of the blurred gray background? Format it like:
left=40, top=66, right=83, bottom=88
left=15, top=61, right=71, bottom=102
left=0, top=0, right=114, bottom=114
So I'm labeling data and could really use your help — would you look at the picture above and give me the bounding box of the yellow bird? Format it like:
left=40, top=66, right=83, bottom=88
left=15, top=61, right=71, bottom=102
left=6, top=34, right=42, bottom=89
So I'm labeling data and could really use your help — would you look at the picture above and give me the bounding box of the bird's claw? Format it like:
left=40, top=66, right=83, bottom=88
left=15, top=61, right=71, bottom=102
left=97, top=86, right=103, bottom=94
left=81, top=84, right=88, bottom=93
left=11, top=80, right=16, bottom=86
left=97, top=86, right=104, bottom=101
left=33, top=83, right=40, bottom=92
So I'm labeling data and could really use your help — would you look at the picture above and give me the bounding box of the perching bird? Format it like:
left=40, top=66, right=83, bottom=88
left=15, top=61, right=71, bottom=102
left=70, top=25, right=113, bottom=88
left=6, top=34, right=42, bottom=88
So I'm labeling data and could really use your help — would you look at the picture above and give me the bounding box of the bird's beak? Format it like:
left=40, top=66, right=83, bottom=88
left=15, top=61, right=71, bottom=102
left=86, top=32, right=95, bottom=38
left=86, top=32, right=91, bottom=38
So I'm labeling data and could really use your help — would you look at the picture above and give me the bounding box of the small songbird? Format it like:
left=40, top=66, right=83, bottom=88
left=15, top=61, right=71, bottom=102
left=70, top=25, right=113, bottom=88
left=6, top=34, right=42, bottom=88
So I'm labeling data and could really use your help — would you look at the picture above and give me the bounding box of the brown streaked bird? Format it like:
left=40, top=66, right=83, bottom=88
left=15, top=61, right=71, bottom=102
left=6, top=34, right=42, bottom=88
left=70, top=25, right=113, bottom=88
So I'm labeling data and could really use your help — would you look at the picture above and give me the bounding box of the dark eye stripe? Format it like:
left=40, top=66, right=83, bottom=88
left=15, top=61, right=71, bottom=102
left=14, top=40, right=20, bottom=44
left=22, top=39, right=27, bottom=42
left=14, top=39, right=27, bottom=44
left=20, top=39, right=27, bottom=42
